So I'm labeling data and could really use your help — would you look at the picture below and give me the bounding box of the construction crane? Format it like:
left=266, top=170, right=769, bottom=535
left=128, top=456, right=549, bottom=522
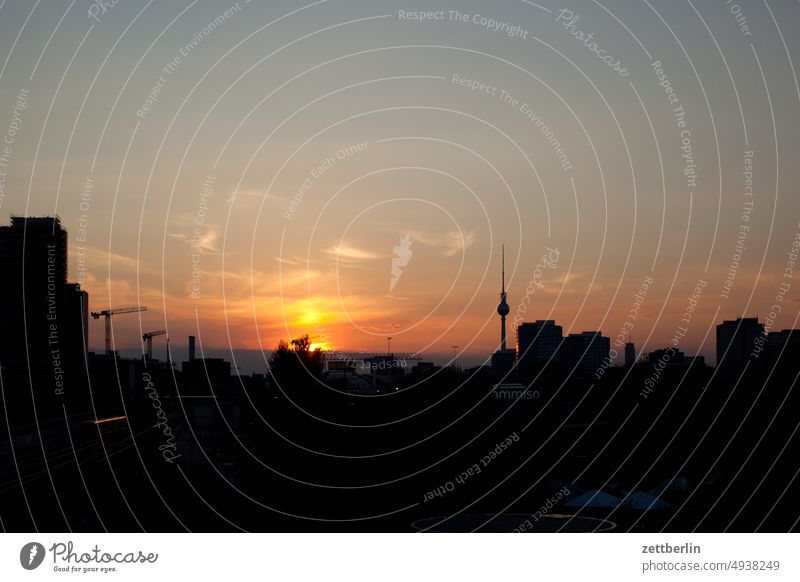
left=142, top=330, right=167, bottom=360
left=91, top=306, right=147, bottom=355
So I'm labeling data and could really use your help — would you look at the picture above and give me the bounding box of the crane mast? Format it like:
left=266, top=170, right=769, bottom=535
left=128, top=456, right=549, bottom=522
left=142, top=329, right=167, bottom=360
left=90, top=306, right=147, bottom=355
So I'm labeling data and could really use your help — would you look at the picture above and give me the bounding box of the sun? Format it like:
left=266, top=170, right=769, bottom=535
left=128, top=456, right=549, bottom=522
left=298, top=309, right=320, bottom=326
left=294, top=300, right=329, bottom=327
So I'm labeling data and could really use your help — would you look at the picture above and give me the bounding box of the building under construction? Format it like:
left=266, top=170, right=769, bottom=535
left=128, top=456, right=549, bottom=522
left=0, top=217, right=89, bottom=419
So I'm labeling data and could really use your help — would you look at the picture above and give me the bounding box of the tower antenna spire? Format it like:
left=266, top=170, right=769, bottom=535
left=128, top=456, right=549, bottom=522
left=502, top=244, right=505, bottom=293
left=497, top=245, right=510, bottom=351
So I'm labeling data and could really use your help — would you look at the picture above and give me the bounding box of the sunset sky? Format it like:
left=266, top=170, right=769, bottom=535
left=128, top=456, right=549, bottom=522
left=1, top=0, right=798, bottom=368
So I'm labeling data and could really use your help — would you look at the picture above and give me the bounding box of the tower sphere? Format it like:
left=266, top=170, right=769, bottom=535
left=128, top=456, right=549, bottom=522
left=497, top=296, right=510, bottom=316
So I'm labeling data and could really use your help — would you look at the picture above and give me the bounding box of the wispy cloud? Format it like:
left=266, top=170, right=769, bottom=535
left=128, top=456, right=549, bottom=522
left=225, top=189, right=282, bottom=207
left=167, top=225, right=223, bottom=254
left=404, top=229, right=477, bottom=257
left=322, top=243, right=383, bottom=261
left=69, top=246, right=141, bottom=271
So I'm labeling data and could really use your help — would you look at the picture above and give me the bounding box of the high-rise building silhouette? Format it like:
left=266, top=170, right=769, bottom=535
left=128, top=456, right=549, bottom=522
left=561, top=331, right=610, bottom=379
left=0, top=217, right=66, bottom=374
left=0, top=217, right=88, bottom=413
left=517, top=320, right=562, bottom=378
left=716, top=317, right=764, bottom=376
left=625, top=340, right=636, bottom=367
left=64, top=283, right=89, bottom=353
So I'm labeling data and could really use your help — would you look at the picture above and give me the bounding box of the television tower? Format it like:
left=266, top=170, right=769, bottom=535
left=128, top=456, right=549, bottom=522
left=497, top=245, right=510, bottom=350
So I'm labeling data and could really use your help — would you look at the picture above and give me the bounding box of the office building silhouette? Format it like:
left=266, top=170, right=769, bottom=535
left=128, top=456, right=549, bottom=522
left=625, top=340, right=636, bottom=366
left=716, top=317, right=764, bottom=376
left=561, top=331, right=610, bottom=379
left=517, top=320, right=562, bottom=379
left=0, top=217, right=88, bottom=419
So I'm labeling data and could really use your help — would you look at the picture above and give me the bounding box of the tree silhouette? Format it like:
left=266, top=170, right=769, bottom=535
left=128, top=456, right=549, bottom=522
left=268, top=334, right=323, bottom=386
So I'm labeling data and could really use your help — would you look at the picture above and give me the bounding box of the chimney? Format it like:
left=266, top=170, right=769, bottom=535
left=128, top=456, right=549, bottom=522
left=189, top=335, right=196, bottom=361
